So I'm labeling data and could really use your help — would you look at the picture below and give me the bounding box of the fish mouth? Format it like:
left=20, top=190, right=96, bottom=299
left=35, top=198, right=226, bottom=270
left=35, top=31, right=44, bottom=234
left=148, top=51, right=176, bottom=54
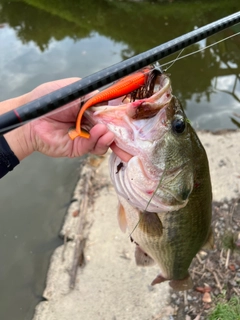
left=125, top=73, right=172, bottom=120
left=83, top=73, right=172, bottom=161
left=89, top=73, right=171, bottom=120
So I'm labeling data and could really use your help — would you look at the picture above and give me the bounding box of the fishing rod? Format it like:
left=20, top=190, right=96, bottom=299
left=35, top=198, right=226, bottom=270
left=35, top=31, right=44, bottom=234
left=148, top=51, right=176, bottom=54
left=0, top=11, right=240, bottom=135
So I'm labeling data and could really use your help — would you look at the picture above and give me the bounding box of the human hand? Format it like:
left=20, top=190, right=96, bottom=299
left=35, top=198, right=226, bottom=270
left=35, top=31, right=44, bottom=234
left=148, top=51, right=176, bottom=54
left=3, top=78, right=115, bottom=160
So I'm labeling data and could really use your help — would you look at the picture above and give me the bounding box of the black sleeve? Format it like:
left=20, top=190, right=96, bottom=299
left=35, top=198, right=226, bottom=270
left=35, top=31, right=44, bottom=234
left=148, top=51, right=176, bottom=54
left=0, top=135, right=20, bottom=178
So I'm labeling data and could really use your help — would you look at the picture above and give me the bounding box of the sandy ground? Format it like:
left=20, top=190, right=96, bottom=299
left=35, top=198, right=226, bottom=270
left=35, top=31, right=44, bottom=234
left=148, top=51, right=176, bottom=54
left=33, top=131, right=240, bottom=320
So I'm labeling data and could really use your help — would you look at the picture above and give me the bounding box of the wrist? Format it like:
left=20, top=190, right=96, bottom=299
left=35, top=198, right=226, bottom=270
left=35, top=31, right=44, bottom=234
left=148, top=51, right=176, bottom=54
left=4, top=124, right=34, bottom=161
left=1, top=92, right=34, bottom=161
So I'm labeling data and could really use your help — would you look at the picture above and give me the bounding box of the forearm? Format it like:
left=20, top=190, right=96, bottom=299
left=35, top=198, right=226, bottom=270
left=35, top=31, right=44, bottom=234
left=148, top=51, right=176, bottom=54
left=0, top=93, right=33, bottom=161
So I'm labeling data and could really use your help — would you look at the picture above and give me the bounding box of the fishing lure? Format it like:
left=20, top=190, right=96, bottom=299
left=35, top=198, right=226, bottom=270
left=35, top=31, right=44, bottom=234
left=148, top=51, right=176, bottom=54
left=68, top=66, right=162, bottom=139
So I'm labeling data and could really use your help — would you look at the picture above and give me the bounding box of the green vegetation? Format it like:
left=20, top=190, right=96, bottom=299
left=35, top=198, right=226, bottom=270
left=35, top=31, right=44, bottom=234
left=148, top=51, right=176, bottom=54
left=222, top=230, right=236, bottom=251
left=208, top=295, right=240, bottom=320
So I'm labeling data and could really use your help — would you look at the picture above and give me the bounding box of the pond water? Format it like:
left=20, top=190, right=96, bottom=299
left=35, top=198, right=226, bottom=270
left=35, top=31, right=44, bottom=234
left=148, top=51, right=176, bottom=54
left=0, top=1, right=240, bottom=319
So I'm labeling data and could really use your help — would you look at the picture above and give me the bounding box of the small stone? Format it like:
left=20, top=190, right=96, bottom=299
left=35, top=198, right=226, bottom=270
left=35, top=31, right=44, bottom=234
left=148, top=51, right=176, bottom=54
left=187, top=295, right=192, bottom=301
left=204, top=284, right=212, bottom=293
left=171, top=293, right=177, bottom=299
left=229, top=279, right=237, bottom=286
left=196, top=287, right=205, bottom=293
left=213, top=289, right=220, bottom=296
left=202, top=292, right=212, bottom=303
left=218, top=159, right=227, bottom=167
left=222, top=203, right=228, bottom=210
left=228, top=264, right=236, bottom=271
left=199, top=250, right=208, bottom=259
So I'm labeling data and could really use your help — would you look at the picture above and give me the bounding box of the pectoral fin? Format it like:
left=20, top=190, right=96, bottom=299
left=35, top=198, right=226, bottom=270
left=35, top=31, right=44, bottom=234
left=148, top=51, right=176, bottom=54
left=135, top=246, right=155, bottom=267
left=117, top=202, right=128, bottom=233
left=138, top=211, right=163, bottom=237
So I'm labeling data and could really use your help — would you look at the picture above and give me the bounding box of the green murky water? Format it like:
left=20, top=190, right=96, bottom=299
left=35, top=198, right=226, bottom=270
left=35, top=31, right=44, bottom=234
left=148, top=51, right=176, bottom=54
left=0, top=1, right=239, bottom=319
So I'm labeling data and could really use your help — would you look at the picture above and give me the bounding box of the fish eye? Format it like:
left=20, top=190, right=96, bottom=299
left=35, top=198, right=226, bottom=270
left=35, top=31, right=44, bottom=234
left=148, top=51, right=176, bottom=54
left=172, top=117, right=186, bottom=134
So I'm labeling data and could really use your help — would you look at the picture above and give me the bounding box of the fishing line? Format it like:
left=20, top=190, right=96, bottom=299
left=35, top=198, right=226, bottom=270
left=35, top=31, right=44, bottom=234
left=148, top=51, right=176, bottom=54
left=129, top=213, right=144, bottom=239
left=145, top=169, right=166, bottom=212
left=161, top=30, right=240, bottom=70
left=163, top=49, right=185, bottom=72
left=129, top=169, right=166, bottom=238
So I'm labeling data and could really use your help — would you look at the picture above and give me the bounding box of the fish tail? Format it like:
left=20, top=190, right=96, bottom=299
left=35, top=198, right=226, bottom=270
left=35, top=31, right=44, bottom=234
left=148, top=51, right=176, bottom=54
left=169, top=274, right=193, bottom=291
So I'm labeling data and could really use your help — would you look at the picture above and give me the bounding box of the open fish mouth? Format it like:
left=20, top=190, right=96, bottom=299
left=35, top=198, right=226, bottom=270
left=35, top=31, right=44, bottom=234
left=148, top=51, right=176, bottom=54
left=90, top=72, right=171, bottom=121
left=84, top=73, right=172, bottom=158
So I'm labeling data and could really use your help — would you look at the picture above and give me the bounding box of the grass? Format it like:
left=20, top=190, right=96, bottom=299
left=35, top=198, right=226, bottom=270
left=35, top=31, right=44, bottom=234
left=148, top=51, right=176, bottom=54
left=208, top=295, right=240, bottom=320
left=222, top=230, right=236, bottom=251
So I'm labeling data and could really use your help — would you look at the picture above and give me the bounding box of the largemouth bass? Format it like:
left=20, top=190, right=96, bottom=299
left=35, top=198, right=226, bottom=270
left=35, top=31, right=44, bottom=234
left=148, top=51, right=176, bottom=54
left=82, top=69, right=213, bottom=291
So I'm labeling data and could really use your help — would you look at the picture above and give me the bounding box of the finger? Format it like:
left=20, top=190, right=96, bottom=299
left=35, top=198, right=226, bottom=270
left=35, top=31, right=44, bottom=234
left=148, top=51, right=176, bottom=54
left=91, top=131, right=115, bottom=155
left=27, top=78, right=83, bottom=123
left=73, top=124, right=114, bottom=157
left=30, top=78, right=81, bottom=99
left=110, top=142, right=133, bottom=162
left=89, top=125, right=115, bottom=155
